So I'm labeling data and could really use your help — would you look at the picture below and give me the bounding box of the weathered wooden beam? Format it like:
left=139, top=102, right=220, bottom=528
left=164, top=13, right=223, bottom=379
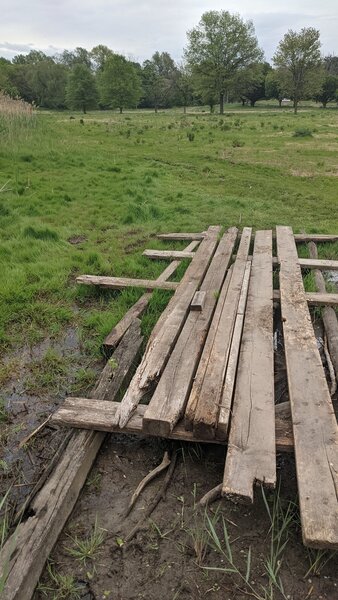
left=308, top=241, right=338, bottom=380
left=189, top=228, right=252, bottom=439
left=298, top=258, right=338, bottom=271
left=142, top=228, right=238, bottom=437
left=0, top=320, right=143, bottom=600
left=50, top=397, right=294, bottom=452
left=143, top=249, right=195, bottom=260
left=157, top=232, right=205, bottom=240
left=103, top=241, right=199, bottom=351
left=190, top=290, right=206, bottom=311
left=216, top=260, right=251, bottom=440
left=222, top=231, right=275, bottom=502
left=277, top=225, right=338, bottom=549
left=115, top=226, right=222, bottom=429
left=76, top=274, right=179, bottom=291
left=273, top=290, right=338, bottom=307
left=294, top=234, right=338, bottom=243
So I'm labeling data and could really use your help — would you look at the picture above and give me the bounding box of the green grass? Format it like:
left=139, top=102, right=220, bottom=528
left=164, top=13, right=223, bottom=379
left=1, top=106, right=338, bottom=357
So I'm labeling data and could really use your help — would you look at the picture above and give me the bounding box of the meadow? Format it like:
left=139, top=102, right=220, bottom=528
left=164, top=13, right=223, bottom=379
left=1, top=102, right=338, bottom=365
left=1, top=102, right=338, bottom=599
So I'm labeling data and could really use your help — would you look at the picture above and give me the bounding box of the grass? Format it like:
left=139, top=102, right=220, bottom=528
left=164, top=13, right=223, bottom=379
left=37, top=563, right=82, bottom=600
left=64, top=517, right=105, bottom=564
left=0, top=105, right=338, bottom=358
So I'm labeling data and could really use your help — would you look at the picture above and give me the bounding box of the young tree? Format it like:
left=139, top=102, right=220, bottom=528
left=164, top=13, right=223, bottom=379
left=185, top=10, right=263, bottom=114
left=65, top=64, right=98, bottom=113
left=233, top=62, right=270, bottom=107
left=174, top=63, right=194, bottom=113
left=273, top=28, right=322, bottom=113
left=98, top=54, right=142, bottom=113
left=141, top=52, right=178, bottom=111
left=315, top=74, right=338, bottom=107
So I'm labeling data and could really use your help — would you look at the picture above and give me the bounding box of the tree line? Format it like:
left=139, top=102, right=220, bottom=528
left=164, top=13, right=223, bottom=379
left=1, top=11, right=338, bottom=114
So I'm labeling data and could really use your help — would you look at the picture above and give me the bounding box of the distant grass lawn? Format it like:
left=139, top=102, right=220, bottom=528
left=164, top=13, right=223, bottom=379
left=1, top=104, right=338, bottom=357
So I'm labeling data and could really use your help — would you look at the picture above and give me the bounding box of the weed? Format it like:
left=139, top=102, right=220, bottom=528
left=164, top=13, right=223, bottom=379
left=64, top=517, right=105, bottom=564
left=37, top=563, right=82, bottom=599
left=305, top=548, right=337, bottom=577
left=25, top=349, right=68, bottom=394
left=293, top=127, right=313, bottom=138
left=71, top=367, right=97, bottom=394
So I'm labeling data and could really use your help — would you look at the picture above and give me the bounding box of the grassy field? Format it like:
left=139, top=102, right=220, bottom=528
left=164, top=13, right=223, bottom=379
left=1, top=103, right=338, bottom=599
left=1, top=104, right=338, bottom=363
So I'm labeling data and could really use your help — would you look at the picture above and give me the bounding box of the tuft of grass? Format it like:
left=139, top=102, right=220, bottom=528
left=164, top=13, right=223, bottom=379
left=23, top=226, right=59, bottom=242
left=64, top=517, right=105, bottom=564
left=293, top=127, right=313, bottom=138
left=37, top=563, right=82, bottom=600
left=71, top=367, right=97, bottom=394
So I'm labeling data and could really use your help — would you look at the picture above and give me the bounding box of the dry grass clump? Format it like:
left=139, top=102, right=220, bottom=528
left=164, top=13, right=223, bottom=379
left=0, top=91, right=34, bottom=118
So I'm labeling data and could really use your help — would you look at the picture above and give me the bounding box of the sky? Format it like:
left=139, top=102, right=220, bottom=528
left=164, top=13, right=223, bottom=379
left=1, top=0, right=338, bottom=63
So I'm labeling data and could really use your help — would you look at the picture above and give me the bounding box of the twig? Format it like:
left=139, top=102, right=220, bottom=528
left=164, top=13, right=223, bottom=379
left=18, top=415, right=52, bottom=449
left=125, top=450, right=171, bottom=517
left=199, top=483, right=222, bottom=507
left=0, top=180, right=12, bottom=193
left=123, top=448, right=178, bottom=544
left=324, top=335, right=337, bottom=396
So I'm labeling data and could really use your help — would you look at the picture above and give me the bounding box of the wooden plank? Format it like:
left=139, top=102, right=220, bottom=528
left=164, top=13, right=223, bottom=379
left=143, top=249, right=195, bottom=260
left=0, top=320, right=143, bottom=600
left=142, top=228, right=238, bottom=437
left=157, top=232, right=205, bottom=240
left=190, top=291, right=206, bottom=311
left=103, top=241, right=199, bottom=350
left=298, top=258, right=338, bottom=271
left=273, top=290, right=338, bottom=307
left=277, top=225, right=338, bottom=549
left=308, top=241, right=338, bottom=380
left=216, top=260, right=251, bottom=440
left=76, top=275, right=179, bottom=291
left=295, top=234, right=338, bottom=243
left=222, top=231, right=275, bottom=501
left=50, top=397, right=293, bottom=451
left=115, top=226, right=222, bottom=428
left=189, top=228, right=252, bottom=440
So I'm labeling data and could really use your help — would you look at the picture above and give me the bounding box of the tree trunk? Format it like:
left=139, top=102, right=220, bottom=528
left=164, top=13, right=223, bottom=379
left=183, top=105, right=186, bottom=114
left=83, top=105, right=86, bottom=114
left=219, top=92, right=224, bottom=115
left=322, top=101, right=327, bottom=108
left=120, top=107, right=123, bottom=114
left=250, top=100, right=256, bottom=107
left=155, top=105, right=158, bottom=114
left=241, top=98, right=246, bottom=107
left=226, top=90, right=229, bottom=104
left=294, top=98, right=298, bottom=114
left=278, top=99, right=282, bottom=108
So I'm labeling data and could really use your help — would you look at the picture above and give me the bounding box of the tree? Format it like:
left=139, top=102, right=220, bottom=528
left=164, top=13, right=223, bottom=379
left=27, top=61, right=67, bottom=108
left=323, top=55, right=338, bottom=76
left=273, top=28, right=322, bottom=113
left=141, top=52, right=178, bottom=111
left=174, top=63, right=194, bottom=113
left=98, top=54, right=142, bottom=113
left=90, top=45, right=114, bottom=72
left=65, top=64, right=98, bottom=113
left=233, top=62, right=271, bottom=106
left=315, top=74, right=338, bottom=107
left=185, top=10, right=263, bottom=114
left=58, top=47, right=92, bottom=69
left=265, top=70, right=285, bottom=107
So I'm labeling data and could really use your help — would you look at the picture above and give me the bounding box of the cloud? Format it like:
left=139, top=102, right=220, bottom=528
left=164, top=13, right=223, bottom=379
left=1, top=0, right=337, bottom=63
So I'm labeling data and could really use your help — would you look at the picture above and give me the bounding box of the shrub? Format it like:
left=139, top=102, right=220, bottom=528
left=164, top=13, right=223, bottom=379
left=293, top=127, right=313, bottom=138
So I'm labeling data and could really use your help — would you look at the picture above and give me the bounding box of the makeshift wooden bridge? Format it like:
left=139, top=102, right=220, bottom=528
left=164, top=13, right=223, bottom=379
left=58, top=225, right=338, bottom=548
left=1, top=225, right=338, bottom=600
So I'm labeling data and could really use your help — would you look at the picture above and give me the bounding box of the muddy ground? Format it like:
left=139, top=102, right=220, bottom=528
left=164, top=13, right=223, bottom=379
left=1, top=310, right=338, bottom=600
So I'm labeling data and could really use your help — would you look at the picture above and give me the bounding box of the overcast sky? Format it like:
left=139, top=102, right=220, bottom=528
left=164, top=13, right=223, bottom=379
left=1, top=0, right=338, bottom=63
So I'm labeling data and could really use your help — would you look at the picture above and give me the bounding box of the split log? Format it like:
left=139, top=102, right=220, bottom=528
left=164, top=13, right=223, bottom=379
left=222, top=231, right=276, bottom=501
left=190, top=291, right=206, bottom=311
left=298, top=258, right=338, bottom=271
left=157, top=232, right=205, bottom=240
left=103, top=240, right=199, bottom=351
left=294, top=234, right=338, bottom=243
left=115, top=226, right=221, bottom=428
left=277, top=226, right=338, bottom=549
left=142, top=228, right=238, bottom=437
left=0, top=320, right=143, bottom=600
left=308, top=241, right=338, bottom=380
